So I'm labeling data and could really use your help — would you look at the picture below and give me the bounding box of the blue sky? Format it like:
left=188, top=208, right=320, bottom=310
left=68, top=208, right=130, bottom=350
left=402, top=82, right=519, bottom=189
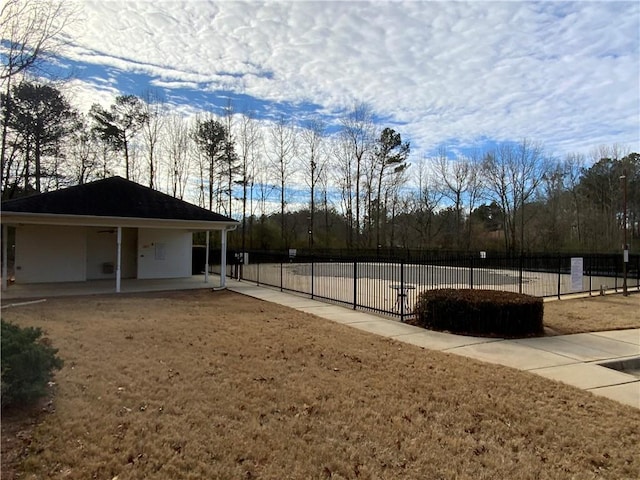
left=53, top=0, right=639, bottom=161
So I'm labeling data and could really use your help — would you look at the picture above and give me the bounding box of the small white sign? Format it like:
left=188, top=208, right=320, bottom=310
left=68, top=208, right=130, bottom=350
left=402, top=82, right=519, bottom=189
left=154, top=243, right=166, bottom=261
left=480, top=251, right=487, bottom=259
left=624, top=249, right=629, bottom=263
left=289, top=249, right=297, bottom=258
left=570, top=257, right=583, bottom=292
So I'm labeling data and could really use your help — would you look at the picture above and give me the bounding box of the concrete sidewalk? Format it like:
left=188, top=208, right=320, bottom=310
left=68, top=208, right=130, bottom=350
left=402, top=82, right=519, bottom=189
left=226, top=280, right=640, bottom=409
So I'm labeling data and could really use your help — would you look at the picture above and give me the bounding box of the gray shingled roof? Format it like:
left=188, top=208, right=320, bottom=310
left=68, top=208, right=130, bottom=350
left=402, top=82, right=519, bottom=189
left=1, top=176, right=237, bottom=223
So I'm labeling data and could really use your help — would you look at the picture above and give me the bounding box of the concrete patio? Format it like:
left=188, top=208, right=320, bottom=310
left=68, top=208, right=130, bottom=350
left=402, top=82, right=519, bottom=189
left=0, top=274, right=222, bottom=301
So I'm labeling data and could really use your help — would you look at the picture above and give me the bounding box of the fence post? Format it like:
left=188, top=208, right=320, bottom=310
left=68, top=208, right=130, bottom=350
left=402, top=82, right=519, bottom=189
left=518, top=255, right=523, bottom=295
left=400, top=261, right=405, bottom=321
left=469, top=255, right=474, bottom=289
left=257, top=261, right=260, bottom=286
left=353, top=261, right=357, bottom=310
left=557, top=256, right=562, bottom=299
left=430, top=263, right=434, bottom=289
left=280, top=261, right=283, bottom=292
left=311, top=260, right=315, bottom=299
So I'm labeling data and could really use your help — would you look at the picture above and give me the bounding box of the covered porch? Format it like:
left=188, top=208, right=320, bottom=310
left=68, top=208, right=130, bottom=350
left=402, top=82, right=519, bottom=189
left=1, top=176, right=239, bottom=295
left=1, top=273, right=232, bottom=303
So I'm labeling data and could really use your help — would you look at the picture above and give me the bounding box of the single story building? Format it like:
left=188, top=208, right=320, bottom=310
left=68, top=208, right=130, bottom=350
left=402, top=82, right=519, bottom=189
left=1, top=176, right=238, bottom=292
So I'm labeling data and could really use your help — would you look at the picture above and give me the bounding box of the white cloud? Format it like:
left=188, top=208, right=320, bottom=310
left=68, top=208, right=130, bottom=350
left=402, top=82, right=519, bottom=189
left=59, top=0, right=639, bottom=158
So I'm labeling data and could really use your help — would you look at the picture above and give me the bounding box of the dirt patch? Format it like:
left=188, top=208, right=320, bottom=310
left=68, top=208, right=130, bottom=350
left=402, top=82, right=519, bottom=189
left=1, top=289, right=639, bottom=479
left=1, top=397, right=56, bottom=480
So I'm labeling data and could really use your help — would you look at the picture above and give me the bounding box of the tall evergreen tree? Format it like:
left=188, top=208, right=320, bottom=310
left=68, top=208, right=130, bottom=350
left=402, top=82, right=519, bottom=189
left=2, top=81, right=75, bottom=196
left=193, top=117, right=227, bottom=211
left=371, top=127, right=410, bottom=248
left=89, top=95, right=147, bottom=180
left=0, top=0, right=77, bottom=180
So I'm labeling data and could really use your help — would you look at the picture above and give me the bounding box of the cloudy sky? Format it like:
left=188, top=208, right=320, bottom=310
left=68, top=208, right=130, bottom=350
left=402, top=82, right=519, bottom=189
left=59, top=0, right=639, bottom=160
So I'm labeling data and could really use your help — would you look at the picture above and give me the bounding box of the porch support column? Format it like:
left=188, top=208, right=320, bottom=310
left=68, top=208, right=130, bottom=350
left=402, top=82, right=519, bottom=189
left=204, top=230, right=210, bottom=283
left=220, top=228, right=228, bottom=288
left=116, top=226, right=122, bottom=293
left=2, top=224, right=8, bottom=291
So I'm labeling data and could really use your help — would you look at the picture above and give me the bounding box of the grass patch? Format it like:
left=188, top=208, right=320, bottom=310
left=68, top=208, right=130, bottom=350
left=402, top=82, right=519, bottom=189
left=543, top=293, right=640, bottom=335
left=2, top=290, right=639, bottom=479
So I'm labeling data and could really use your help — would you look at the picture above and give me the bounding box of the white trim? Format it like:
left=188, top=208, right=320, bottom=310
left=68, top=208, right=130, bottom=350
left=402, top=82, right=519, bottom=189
left=220, top=229, right=227, bottom=288
left=116, top=227, right=122, bottom=293
left=205, top=230, right=210, bottom=284
left=1, top=212, right=238, bottom=231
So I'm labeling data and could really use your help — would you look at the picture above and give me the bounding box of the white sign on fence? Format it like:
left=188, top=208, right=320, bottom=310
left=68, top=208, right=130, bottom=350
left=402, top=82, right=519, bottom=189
left=571, top=257, right=583, bottom=292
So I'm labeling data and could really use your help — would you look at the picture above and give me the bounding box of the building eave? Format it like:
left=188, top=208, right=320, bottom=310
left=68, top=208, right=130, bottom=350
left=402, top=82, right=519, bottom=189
left=0, top=212, right=239, bottom=231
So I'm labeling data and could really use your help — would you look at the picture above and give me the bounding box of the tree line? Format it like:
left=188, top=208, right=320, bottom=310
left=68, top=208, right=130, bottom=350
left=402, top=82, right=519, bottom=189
left=1, top=0, right=638, bottom=254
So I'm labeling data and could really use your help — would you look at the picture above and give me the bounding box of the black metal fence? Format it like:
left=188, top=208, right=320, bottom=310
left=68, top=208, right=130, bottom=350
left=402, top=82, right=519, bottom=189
left=215, top=250, right=640, bottom=322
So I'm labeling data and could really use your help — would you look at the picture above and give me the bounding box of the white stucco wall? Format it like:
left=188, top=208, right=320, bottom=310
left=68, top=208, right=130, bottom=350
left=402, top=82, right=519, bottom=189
left=137, top=229, right=192, bottom=279
left=15, top=225, right=86, bottom=283
left=86, top=227, right=117, bottom=279
left=86, top=227, right=138, bottom=279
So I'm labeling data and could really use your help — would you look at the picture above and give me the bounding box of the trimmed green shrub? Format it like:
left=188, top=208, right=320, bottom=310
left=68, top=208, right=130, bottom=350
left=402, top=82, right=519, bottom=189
left=413, top=289, right=544, bottom=338
left=1, top=320, right=63, bottom=408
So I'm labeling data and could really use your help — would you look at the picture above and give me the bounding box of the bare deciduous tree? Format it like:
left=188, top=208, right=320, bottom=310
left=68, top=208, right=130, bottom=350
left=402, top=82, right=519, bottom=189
left=140, top=90, right=166, bottom=189
left=66, top=114, right=101, bottom=185
left=331, top=133, right=356, bottom=247
left=339, top=102, right=375, bottom=246
left=163, top=114, right=191, bottom=199
left=236, top=112, right=262, bottom=251
left=482, top=139, right=548, bottom=253
left=265, top=115, right=297, bottom=247
left=408, top=156, right=442, bottom=248
left=300, top=117, right=327, bottom=248
left=563, top=152, right=586, bottom=245
left=432, top=147, right=469, bottom=249
left=0, top=0, right=75, bottom=81
left=464, top=151, right=484, bottom=250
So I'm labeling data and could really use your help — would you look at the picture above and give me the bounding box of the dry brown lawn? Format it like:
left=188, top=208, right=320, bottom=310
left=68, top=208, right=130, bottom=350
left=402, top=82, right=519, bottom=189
left=543, top=292, right=640, bottom=334
left=1, top=290, right=639, bottom=480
